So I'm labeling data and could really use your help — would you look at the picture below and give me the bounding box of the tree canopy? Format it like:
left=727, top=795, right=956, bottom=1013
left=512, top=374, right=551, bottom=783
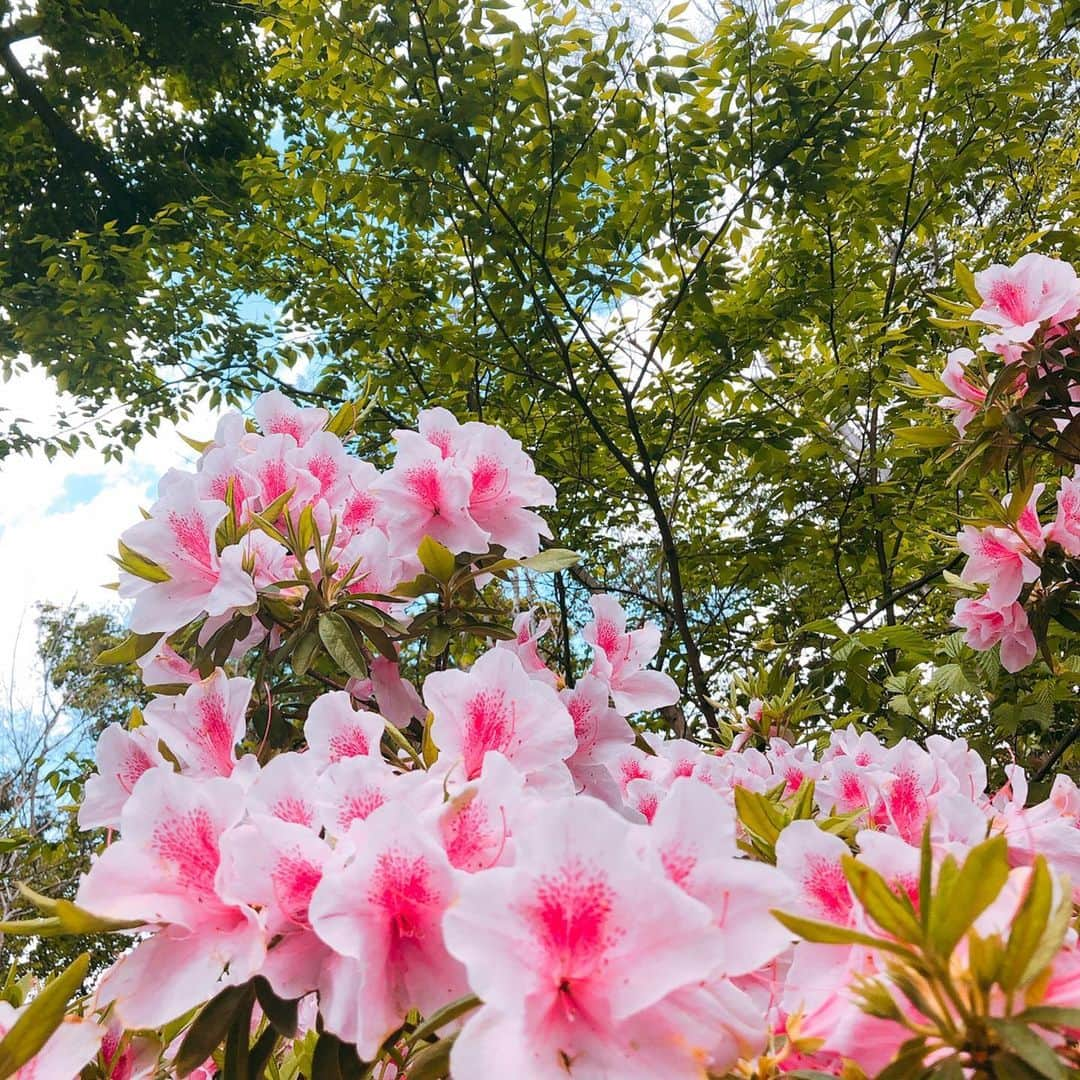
left=2, top=0, right=1079, bottom=772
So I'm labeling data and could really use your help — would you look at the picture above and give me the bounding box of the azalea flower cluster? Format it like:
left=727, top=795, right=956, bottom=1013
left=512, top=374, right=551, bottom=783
left=9, top=395, right=1079, bottom=1079
left=56, top=685, right=1080, bottom=1078
left=935, top=253, right=1080, bottom=672
left=118, top=391, right=557, bottom=640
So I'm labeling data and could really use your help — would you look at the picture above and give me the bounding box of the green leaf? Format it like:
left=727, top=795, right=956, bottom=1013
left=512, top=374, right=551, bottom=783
left=222, top=986, right=255, bottom=1079
left=928, top=835, right=1009, bottom=958
left=95, top=631, right=162, bottom=666
left=324, top=401, right=356, bottom=437
left=318, top=612, right=369, bottom=679
left=919, top=823, right=933, bottom=931
left=405, top=1036, right=455, bottom=1080
left=841, top=856, right=922, bottom=942
left=789, top=779, right=816, bottom=820
left=10, top=886, right=141, bottom=935
left=517, top=548, right=580, bottom=573
left=893, top=425, right=957, bottom=448
left=954, top=258, right=981, bottom=306
left=392, top=573, right=440, bottom=598
left=769, top=909, right=913, bottom=956
left=247, top=1026, right=279, bottom=1080
left=991, top=1053, right=1053, bottom=1080
left=986, top=1019, right=1066, bottom=1080
left=113, top=540, right=171, bottom=583
left=408, top=995, right=481, bottom=1045
left=1018, top=890, right=1074, bottom=990
left=1016, top=1006, right=1080, bottom=1029
left=175, top=983, right=254, bottom=1078
left=179, top=432, right=213, bottom=454
left=417, top=536, right=456, bottom=583
left=310, top=1031, right=344, bottom=1080
left=290, top=629, right=322, bottom=677
left=999, top=856, right=1052, bottom=992
left=254, top=977, right=299, bottom=1038
left=868, top=1037, right=931, bottom=1078
left=733, top=786, right=785, bottom=847
left=0, top=953, right=89, bottom=1080
left=968, top=930, right=1004, bottom=991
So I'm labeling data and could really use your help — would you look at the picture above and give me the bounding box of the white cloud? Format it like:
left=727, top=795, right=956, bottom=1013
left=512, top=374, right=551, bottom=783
left=0, top=368, right=218, bottom=704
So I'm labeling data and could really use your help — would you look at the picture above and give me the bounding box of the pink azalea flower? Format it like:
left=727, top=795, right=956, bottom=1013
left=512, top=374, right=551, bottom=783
left=307, top=800, right=468, bottom=1057
left=764, top=738, right=824, bottom=797
left=625, top=776, right=667, bottom=822
left=369, top=655, right=426, bottom=730
left=78, top=723, right=168, bottom=830
left=867, top=740, right=935, bottom=845
left=75, top=770, right=264, bottom=1028
left=775, top=820, right=855, bottom=926
left=854, top=830, right=920, bottom=911
left=980, top=330, right=1028, bottom=365
left=143, top=669, right=253, bottom=778
left=1041, top=940, right=1080, bottom=1025
left=416, top=406, right=466, bottom=458
left=334, top=528, right=410, bottom=607
left=337, top=459, right=385, bottom=538
left=315, top=754, right=425, bottom=838
left=245, top=751, right=322, bottom=829
left=195, top=443, right=256, bottom=518
left=287, top=430, right=358, bottom=507
left=244, top=433, right=320, bottom=514
left=957, top=524, right=1041, bottom=606
left=120, top=481, right=257, bottom=634
left=972, top=252, right=1080, bottom=342
left=629, top=978, right=770, bottom=1076
left=815, top=751, right=877, bottom=816
left=373, top=431, right=489, bottom=555
left=821, top=725, right=888, bottom=765
left=444, top=796, right=728, bottom=1079
left=645, top=733, right=709, bottom=781
left=1048, top=469, right=1080, bottom=555
left=953, top=597, right=1037, bottom=672
left=925, top=733, right=988, bottom=802
left=136, top=641, right=199, bottom=688
left=993, top=768, right=1080, bottom=896
left=98, top=1019, right=159, bottom=1080
left=797, top=953, right=914, bottom=1076
left=433, top=750, right=528, bottom=872
left=639, top=779, right=794, bottom=975
left=607, top=744, right=672, bottom=797
left=1008, top=483, right=1047, bottom=555
left=423, top=647, right=576, bottom=785
left=253, top=389, right=328, bottom=446
left=303, top=691, right=386, bottom=770
left=581, top=594, right=679, bottom=714
left=0, top=1004, right=103, bottom=1080
left=218, top=815, right=333, bottom=999
left=212, top=410, right=247, bottom=448
left=235, top=527, right=294, bottom=589
left=940, top=347, right=986, bottom=433
left=496, top=611, right=560, bottom=687
left=456, top=422, right=556, bottom=558
left=562, top=674, right=635, bottom=797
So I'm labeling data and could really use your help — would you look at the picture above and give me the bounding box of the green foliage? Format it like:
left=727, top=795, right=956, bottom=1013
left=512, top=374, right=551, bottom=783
left=3, top=0, right=1079, bottom=763
left=773, top=835, right=1080, bottom=1077
left=0, top=952, right=88, bottom=1080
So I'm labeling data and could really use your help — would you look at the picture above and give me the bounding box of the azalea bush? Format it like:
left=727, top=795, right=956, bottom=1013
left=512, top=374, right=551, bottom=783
left=925, top=253, right=1080, bottom=678
left=1, top=251, right=1080, bottom=1077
